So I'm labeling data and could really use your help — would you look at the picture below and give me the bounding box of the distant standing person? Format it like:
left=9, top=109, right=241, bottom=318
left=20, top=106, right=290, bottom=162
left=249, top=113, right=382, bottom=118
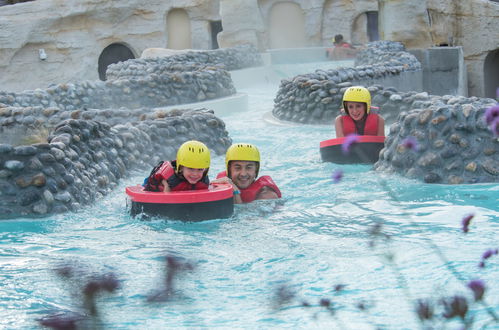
left=334, top=86, right=385, bottom=137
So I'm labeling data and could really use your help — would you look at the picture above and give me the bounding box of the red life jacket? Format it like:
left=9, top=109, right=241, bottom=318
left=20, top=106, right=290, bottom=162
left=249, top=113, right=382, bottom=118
left=342, top=113, right=379, bottom=136
left=145, top=161, right=209, bottom=192
left=216, top=171, right=281, bottom=203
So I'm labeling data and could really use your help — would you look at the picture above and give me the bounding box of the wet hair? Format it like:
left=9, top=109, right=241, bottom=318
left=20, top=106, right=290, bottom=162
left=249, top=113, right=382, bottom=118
left=334, top=34, right=344, bottom=43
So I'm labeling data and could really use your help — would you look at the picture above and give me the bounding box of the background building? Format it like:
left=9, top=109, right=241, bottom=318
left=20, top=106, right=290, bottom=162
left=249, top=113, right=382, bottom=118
left=0, top=0, right=497, bottom=97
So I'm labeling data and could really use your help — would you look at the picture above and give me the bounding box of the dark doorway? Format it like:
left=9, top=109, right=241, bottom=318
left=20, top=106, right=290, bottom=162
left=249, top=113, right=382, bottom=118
left=484, top=49, right=499, bottom=99
left=98, top=43, right=135, bottom=81
left=210, top=21, right=223, bottom=49
left=366, top=11, right=379, bottom=42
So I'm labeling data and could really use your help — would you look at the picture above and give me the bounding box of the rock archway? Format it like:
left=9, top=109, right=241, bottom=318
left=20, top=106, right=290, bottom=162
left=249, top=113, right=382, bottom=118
left=484, top=48, right=499, bottom=99
left=268, top=2, right=306, bottom=48
left=166, top=8, right=191, bottom=50
left=98, top=43, right=135, bottom=81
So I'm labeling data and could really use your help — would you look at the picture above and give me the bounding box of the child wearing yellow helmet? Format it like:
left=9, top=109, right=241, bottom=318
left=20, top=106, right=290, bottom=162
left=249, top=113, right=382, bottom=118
left=334, top=86, right=385, bottom=137
left=211, top=143, right=281, bottom=203
left=144, top=140, right=211, bottom=192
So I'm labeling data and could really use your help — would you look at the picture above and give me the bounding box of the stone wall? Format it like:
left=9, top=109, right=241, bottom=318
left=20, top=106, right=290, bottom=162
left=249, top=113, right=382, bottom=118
left=0, top=46, right=261, bottom=218
left=374, top=100, right=498, bottom=184
left=272, top=40, right=498, bottom=184
left=0, top=46, right=263, bottom=113
left=272, top=41, right=422, bottom=124
left=107, top=44, right=263, bottom=80
left=0, top=109, right=231, bottom=218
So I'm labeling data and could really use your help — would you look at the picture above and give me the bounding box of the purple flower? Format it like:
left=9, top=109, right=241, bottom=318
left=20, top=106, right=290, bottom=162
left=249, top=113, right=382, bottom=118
left=341, top=134, right=360, bottom=154
left=482, top=248, right=498, bottom=260
left=38, top=311, right=84, bottom=330
left=467, top=279, right=486, bottom=301
left=334, top=284, right=346, bottom=292
left=485, top=105, right=499, bottom=125
left=415, top=299, right=434, bottom=321
left=441, top=295, right=468, bottom=319
left=319, top=298, right=331, bottom=307
left=461, top=214, right=474, bottom=233
left=274, top=284, right=295, bottom=307
left=490, top=118, right=499, bottom=137
left=331, top=169, right=343, bottom=183
left=401, top=136, right=419, bottom=151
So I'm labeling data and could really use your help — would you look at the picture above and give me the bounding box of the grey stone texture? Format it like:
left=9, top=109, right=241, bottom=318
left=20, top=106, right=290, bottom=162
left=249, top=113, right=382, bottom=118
left=272, top=41, right=498, bottom=184
left=0, top=45, right=261, bottom=218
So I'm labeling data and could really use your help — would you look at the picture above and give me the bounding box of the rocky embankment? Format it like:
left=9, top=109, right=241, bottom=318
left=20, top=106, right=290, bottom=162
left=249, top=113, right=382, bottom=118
left=272, top=41, right=498, bottom=184
left=0, top=45, right=261, bottom=218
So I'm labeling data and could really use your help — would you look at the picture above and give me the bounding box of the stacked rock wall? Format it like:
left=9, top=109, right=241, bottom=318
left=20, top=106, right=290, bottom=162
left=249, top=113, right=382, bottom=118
left=374, top=99, right=498, bottom=184
left=0, top=45, right=262, bottom=112
left=0, top=45, right=261, bottom=218
left=272, top=41, right=422, bottom=125
left=0, top=109, right=231, bottom=218
left=272, top=40, right=498, bottom=184
left=107, top=44, right=263, bottom=79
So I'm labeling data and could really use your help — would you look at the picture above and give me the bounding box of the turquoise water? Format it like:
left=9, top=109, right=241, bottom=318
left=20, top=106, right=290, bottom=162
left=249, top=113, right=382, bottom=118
left=1, top=76, right=498, bottom=329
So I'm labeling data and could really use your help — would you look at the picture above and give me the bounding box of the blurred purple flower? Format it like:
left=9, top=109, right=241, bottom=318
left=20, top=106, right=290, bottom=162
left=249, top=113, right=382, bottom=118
left=83, top=273, right=120, bottom=297
left=415, top=299, right=434, bottom=321
left=319, top=298, right=331, bottom=307
left=485, top=105, right=499, bottom=137
left=478, top=261, right=485, bottom=268
left=485, top=105, right=499, bottom=125
left=334, top=284, right=346, bottom=292
left=274, top=284, right=296, bottom=307
left=401, top=136, right=419, bottom=151
left=461, top=214, right=474, bottom=233
left=38, top=311, right=85, bottom=330
left=356, top=300, right=371, bottom=311
left=341, top=134, right=359, bottom=154
left=467, top=279, right=486, bottom=301
left=441, top=295, right=468, bottom=319
left=490, top=118, right=499, bottom=137
left=331, top=169, right=343, bottom=183
left=482, top=248, right=498, bottom=260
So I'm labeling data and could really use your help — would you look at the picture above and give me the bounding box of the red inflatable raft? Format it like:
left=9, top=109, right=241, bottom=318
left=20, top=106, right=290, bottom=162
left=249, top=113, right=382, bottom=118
left=320, top=136, right=385, bottom=164
left=125, top=183, right=234, bottom=221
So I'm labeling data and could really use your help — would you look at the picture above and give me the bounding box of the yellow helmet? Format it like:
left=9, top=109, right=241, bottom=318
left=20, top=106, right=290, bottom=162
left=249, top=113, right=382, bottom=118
left=342, top=86, right=371, bottom=114
left=225, top=143, right=260, bottom=177
left=176, top=140, right=210, bottom=172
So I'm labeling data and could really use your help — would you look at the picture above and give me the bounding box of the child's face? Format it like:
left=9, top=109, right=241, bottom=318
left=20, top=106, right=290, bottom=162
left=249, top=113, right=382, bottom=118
left=181, top=167, right=206, bottom=184
left=346, top=101, right=366, bottom=121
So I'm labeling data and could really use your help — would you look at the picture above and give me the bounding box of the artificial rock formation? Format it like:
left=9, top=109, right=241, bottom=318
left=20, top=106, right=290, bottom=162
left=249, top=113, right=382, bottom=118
left=272, top=41, right=498, bottom=184
left=0, top=46, right=261, bottom=218
left=0, top=110, right=231, bottom=218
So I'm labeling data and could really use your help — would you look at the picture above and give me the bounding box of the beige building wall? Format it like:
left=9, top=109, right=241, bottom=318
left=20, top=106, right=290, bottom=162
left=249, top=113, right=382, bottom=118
left=268, top=2, right=307, bottom=48
left=167, top=9, right=192, bottom=50
left=0, top=0, right=496, bottom=97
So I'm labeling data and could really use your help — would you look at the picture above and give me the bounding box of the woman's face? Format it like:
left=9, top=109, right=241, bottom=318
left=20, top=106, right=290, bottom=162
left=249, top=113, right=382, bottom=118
left=346, top=101, right=367, bottom=121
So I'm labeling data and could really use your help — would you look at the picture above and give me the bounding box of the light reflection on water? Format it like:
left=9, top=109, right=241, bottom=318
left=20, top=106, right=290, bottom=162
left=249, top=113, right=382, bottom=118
left=0, top=74, right=498, bottom=329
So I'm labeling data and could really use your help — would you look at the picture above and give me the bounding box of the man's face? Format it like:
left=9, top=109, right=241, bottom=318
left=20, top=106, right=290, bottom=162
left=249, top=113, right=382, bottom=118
left=229, top=161, right=257, bottom=189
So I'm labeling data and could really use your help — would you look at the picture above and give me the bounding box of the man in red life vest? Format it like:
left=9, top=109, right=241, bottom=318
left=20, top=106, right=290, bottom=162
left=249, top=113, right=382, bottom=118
left=212, top=143, right=281, bottom=204
left=334, top=86, right=385, bottom=137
